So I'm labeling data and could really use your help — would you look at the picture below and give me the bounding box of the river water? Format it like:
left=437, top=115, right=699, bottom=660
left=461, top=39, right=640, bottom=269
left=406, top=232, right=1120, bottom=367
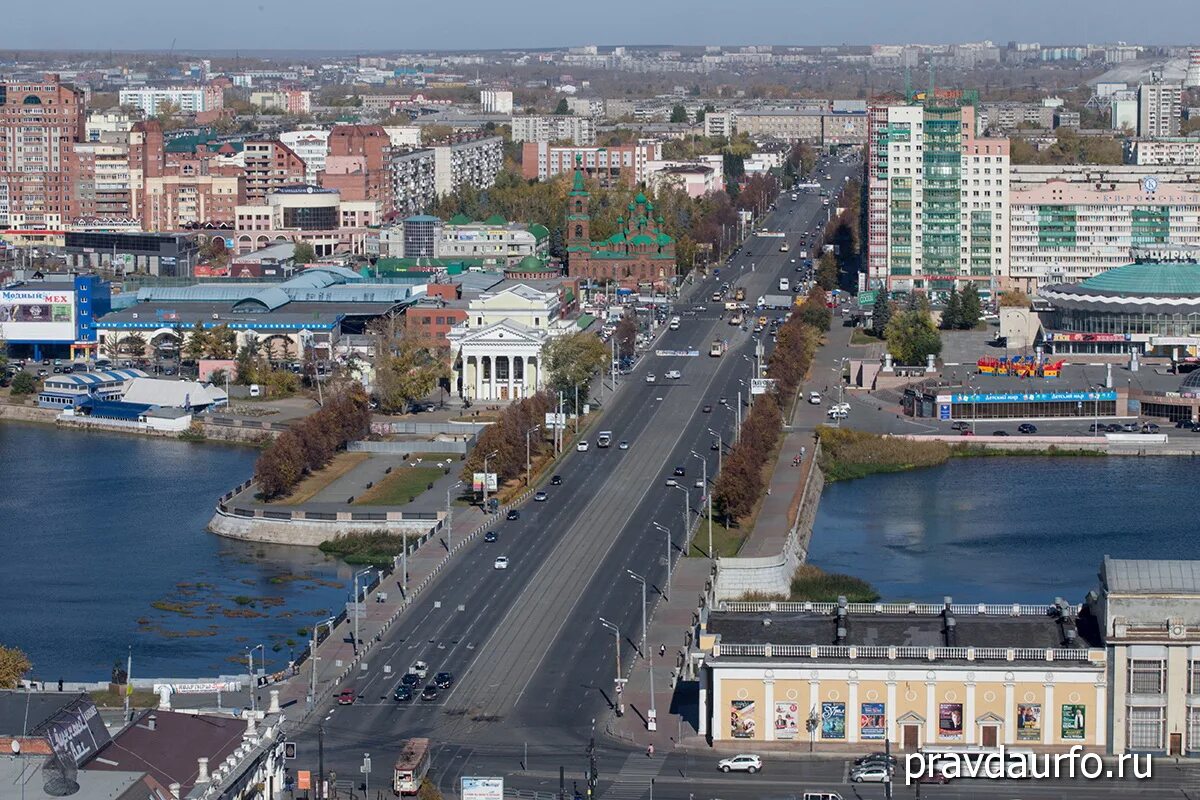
left=809, top=456, right=1200, bottom=603
left=0, top=422, right=353, bottom=681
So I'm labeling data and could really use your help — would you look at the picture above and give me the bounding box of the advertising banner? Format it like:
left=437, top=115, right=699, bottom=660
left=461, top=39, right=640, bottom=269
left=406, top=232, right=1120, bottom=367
left=471, top=472, right=498, bottom=492
left=773, top=701, right=800, bottom=740
left=821, top=702, right=846, bottom=739
left=750, top=378, right=776, bottom=395
left=1045, top=332, right=1130, bottom=343
left=949, top=390, right=1117, bottom=404
left=938, top=703, right=963, bottom=740
left=860, top=702, right=886, bottom=740
left=34, top=697, right=112, bottom=767
left=1017, top=703, right=1042, bottom=741
left=730, top=700, right=756, bottom=739
left=1061, top=704, right=1086, bottom=740
left=0, top=288, right=76, bottom=341
left=460, top=777, right=503, bottom=800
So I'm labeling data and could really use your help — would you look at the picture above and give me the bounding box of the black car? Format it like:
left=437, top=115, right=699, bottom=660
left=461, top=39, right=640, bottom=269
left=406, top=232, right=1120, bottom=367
left=950, top=421, right=969, bottom=431
left=702, top=404, right=713, bottom=413
left=420, top=685, right=439, bottom=701
left=434, top=671, right=454, bottom=689
left=992, top=430, right=1010, bottom=436
left=506, top=509, right=520, bottom=520
left=550, top=474, right=562, bottom=485
left=1106, top=423, right=1123, bottom=433
left=393, top=684, right=413, bottom=702
left=672, top=466, right=686, bottom=477
left=484, top=530, right=497, bottom=543
left=1017, top=423, right=1038, bottom=434
left=401, top=672, right=421, bottom=687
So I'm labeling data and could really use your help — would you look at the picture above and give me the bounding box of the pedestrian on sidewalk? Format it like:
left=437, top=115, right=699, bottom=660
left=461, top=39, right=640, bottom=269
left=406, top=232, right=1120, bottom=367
left=647, top=744, right=654, bottom=758
left=659, top=644, right=666, bottom=657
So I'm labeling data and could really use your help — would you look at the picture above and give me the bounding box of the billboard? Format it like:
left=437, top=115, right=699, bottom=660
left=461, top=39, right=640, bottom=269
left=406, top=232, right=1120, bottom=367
left=750, top=378, right=776, bottom=395
left=34, top=696, right=112, bottom=767
left=773, top=701, right=800, bottom=740
left=1061, top=704, right=1086, bottom=740
left=472, top=472, right=498, bottom=492
left=821, top=702, right=846, bottom=739
left=860, top=702, right=886, bottom=740
left=939, top=703, right=964, bottom=740
left=1017, top=703, right=1042, bottom=741
left=730, top=700, right=756, bottom=739
left=461, top=777, right=503, bottom=800
left=0, top=288, right=76, bottom=341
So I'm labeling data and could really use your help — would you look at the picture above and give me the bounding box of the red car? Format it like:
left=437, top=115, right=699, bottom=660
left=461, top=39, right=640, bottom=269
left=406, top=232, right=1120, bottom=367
left=336, top=689, right=356, bottom=705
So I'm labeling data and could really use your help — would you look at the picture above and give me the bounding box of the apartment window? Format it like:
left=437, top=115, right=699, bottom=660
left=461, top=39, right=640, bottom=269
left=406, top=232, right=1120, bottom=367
left=1190, top=707, right=1200, bottom=750
left=1129, top=659, right=1166, bottom=694
left=1190, top=660, right=1200, bottom=694
left=1128, top=706, right=1165, bottom=750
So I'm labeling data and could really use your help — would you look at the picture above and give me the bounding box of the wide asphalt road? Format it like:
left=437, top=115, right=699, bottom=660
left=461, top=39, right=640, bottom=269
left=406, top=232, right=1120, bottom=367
left=291, top=156, right=863, bottom=787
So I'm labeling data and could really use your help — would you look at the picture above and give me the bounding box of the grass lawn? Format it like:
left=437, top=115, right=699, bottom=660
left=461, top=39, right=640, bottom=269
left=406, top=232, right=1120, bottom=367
left=849, top=328, right=883, bottom=345
left=353, top=466, right=444, bottom=505
left=90, top=687, right=160, bottom=709
left=688, top=515, right=747, bottom=559
left=270, top=452, right=368, bottom=504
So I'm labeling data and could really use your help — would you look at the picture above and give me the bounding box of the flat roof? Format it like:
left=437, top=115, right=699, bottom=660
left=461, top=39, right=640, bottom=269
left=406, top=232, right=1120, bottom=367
left=1102, top=556, right=1200, bottom=595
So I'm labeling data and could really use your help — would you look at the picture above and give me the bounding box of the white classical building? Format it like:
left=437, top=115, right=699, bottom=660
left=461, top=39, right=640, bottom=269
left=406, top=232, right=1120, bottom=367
left=448, top=284, right=574, bottom=401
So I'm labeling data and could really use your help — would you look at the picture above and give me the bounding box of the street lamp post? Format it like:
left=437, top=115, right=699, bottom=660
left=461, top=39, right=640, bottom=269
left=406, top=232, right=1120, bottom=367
left=653, top=522, right=671, bottom=599
left=708, top=429, right=723, bottom=478
left=482, top=449, right=499, bottom=512
left=627, top=570, right=658, bottom=733
left=598, top=617, right=623, bottom=716
left=307, top=616, right=336, bottom=709
left=690, top=450, right=711, bottom=559
left=626, top=570, right=647, bottom=657
left=351, top=567, right=371, bottom=651
left=525, top=425, right=542, bottom=486
left=444, top=480, right=462, bottom=562
left=671, top=484, right=690, bottom=546
left=247, top=644, right=265, bottom=713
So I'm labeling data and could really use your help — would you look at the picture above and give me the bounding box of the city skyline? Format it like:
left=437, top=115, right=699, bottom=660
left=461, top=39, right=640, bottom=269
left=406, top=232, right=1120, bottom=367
left=3, top=0, right=1199, bottom=52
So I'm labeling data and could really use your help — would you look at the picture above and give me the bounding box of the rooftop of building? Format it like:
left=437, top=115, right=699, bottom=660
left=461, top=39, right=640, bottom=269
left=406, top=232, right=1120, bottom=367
left=0, top=757, right=157, bottom=800
left=98, top=300, right=382, bottom=329
left=0, top=691, right=91, bottom=736
left=1073, top=262, right=1200, bottom=297
left=1101, top=556, right=1200, bottom=595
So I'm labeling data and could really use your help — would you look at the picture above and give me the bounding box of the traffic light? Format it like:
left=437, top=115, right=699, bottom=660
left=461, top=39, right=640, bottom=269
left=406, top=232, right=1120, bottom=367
left=283, top=742, right=297, bottom=759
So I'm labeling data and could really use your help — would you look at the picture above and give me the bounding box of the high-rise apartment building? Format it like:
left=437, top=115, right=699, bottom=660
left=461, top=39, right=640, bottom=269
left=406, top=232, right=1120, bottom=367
left=509, top=115, right=596, bottom=146
left=479, top=90, right=513, bottom=114
left=0, top=74, right=86, bottom=229
left=279, top=129, right=331, bottom=182
left=866, top=103, right=1009, bottom=292
left=320, top=125, right=394, bottom=217
left=432, top=136, right=503, bottom=197
left=118, top=85, right=224, bottom=116
left=1137, top=81, right=1183, bottom=138
left=242, top=140, right=307, bottom=203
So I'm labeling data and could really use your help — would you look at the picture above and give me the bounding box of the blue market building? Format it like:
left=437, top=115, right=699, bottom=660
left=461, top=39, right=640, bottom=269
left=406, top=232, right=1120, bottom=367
left=1, top=274, right=112, bottom=361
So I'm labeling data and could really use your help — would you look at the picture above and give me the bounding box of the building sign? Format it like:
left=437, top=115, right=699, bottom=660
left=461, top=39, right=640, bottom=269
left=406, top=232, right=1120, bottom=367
left=654, top=349, right=701, bottom=357
left=460, top=777, right=504, bottom=800
left=860, top=703, right=886, bottom=740
left=471, top=472, right=498, bottom=493
left=34, top=697, right=111, bottom=767
left=943, top=390, right=1118, bottom=404
left=1132, top=245, right=1200, bottom=263
left=938, top=703, right=963, bottom=740
left=821, top=702, right=846, bottom=739
left=730, top=700, right=756, bottom=739
left=1045, top=332, right=1131, bottom=343
left=1061, top=704, right=1086, bottom=740
left=938, top=403, right=952, bottom=420
left=0, top=289, right=76, bottom=341
left=773, top=702, right=799, bottom=740
left=153, top=681, right=243, bottom=694
left=750, top=378, right=776, bottom=395
left=1017, top=703, right=1042, bottom=741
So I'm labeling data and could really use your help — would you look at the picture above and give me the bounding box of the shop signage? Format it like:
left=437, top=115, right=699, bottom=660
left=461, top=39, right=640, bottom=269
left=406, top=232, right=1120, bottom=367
left=1045, top=332, right=1130, bottom=343
left=944, top=390, right=1117, bottom=404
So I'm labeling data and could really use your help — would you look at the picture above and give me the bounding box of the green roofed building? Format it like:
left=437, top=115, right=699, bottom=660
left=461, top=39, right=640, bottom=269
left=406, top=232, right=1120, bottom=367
left=565, top=158, right=676, bottom=290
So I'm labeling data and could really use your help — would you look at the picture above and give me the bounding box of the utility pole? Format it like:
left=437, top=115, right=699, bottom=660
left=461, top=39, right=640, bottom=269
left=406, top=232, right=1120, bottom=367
left=598, top=618, right=622, bottom=716
left=691, top=451, right=710, bottom=559
left=247, top=648, right=255, bottom=714
left=318, top=724, right=325, bottom=800
left=736, top=390, right=742, bottom=440
left=654, top=522, right=671, bottom=600
left=482, top=450, right=498, bottom=512
left=525, top=426, right=540, bottom=486
left=574, top=384, right=580, bottom=434
left=123, top=646, right=132, bottom=721
left=627, top=571, right=647, bottom=657
left=587, top=719, right=598, bottom=798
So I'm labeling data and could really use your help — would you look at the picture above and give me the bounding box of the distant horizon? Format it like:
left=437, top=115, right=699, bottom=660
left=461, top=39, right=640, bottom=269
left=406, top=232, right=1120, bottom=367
left=2, top=0, right=1198, bottom=53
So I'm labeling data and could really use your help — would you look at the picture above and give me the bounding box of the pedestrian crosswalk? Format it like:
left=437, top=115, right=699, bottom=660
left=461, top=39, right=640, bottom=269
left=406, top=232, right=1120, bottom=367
left=601, top=753, right=665, bottom=799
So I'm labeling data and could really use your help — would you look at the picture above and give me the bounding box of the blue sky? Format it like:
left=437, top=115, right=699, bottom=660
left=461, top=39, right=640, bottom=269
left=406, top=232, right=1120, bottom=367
left=4, top=0, right=1195, bottom=51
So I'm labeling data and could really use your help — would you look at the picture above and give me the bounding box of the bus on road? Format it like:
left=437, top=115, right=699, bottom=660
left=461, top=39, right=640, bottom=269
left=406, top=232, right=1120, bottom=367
left=392, top=738, right=431, bottom=795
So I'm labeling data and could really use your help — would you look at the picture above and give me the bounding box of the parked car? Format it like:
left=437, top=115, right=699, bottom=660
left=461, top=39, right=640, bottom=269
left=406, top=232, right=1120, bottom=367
left=1122, top=422, right=1140, bottom=433
left=716, top=754, right=762, bottom=774
left=850, top=764, right=891, bottom=783
left=1143, top=423, right=1161, bottom=434
left=336, top=689, right=356, bottom=705
left=1106, top=423, right=1124, bottom=433
left=854, top=753, right=896, bottom=768
left=1017, top=423, right=1038, bottom=434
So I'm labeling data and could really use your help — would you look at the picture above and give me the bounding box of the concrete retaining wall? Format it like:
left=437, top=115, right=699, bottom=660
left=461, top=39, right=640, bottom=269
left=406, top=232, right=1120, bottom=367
left=714, top=448, right=826, bottom=601
left=0, top=403, right=61, bottom=423
left=349, top=440, right=469, bottom=455
left=208, top=509, right=442, bottom=547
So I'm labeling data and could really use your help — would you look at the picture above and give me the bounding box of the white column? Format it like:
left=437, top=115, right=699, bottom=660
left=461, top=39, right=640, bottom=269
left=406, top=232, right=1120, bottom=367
left=886, top=681, right=898, bottom=744
left=697, top=667, right=709, bottom=738
left=848, top=681, right=860, bottom=743
left=474, top=355, right=483, bottom=401
left=527, top=356, right=537, bottom=392
left=481, top=355, right=491, bottom=400
left=926, top=682, right=937, bottom=743
left=1043, top=682, right=1055, bottom=746
left=712, top=672, right=723, bottom=742
left=1094, top=682, right=1107, bottom=750
left=965, top=682, right=977, bottom=745
left=506, top=355, right=515, bottom=399
left=764, top=678, right=776, bottom=742
left=1004, top=682, right=1016, bottom=744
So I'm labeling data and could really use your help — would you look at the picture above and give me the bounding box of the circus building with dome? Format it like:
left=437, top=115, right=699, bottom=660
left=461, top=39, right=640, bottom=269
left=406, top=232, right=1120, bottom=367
left=564, top=160, right=677, bottom=290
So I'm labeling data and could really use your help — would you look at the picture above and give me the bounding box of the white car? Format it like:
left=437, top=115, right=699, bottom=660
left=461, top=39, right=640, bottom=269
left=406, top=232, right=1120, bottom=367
left=577, top=440, right=589, bottom=452
left=493, top=556, right=509, bottom=570
left=665, top=477, right=678, bottom=487
left=850, top=764, right=891, bottom=783
left=833, top=402, right=850, bottom=413
left=808, top=391, right=822, bottom=405
left=666, top=369, right=681, bottom=380
left=717, top=754, right=762, bottom=774
left=827, top=408, right=848, bottom=419
left=618, top=440, right=630, bottom=450
left=646, top=374, right=656, bottom=383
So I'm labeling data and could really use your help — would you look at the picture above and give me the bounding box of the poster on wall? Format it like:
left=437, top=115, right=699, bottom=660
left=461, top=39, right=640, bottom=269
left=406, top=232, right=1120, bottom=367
left=821, top=702, right=846, bottom=739
left=730, top=700, right=756, bottom=739
left=1017, top=703, right=1042, bottom=741
left=860, top=702, right=886, bottom=740
left=938, top=703, right=963, bottom=740
left=1061, top=704, right=1086, bottom=740
left=774, top=702, right=799, bottom=740
left=0, top=288, right=76, bottom=341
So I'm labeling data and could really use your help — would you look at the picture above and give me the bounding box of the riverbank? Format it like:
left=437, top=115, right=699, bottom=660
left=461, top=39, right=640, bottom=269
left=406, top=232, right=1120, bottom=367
left=0, top=401, right=274, bottom=446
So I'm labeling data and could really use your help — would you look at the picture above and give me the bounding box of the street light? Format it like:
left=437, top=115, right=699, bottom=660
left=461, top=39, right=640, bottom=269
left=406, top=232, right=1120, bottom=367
left=627, top=571, right=658, bottom=734
left=482, top=449, right=499, bottom=511
left=307, top=616, right=336, bottom=710
left=525, top=425, right=542, bottom=486
left=351, top=567, right=371, bottom=651
left=671, top=484, right=690, bottom=544
left=690, top=450, right=712, bottom=559
left=598, top=617, right=623, bottom=716
left=708, top=428, right=723, bottom=478
left=444, top=480, right=462, bottom=560
left=247, top=644, right=265, bottom=713
left=653, top=522, right=671, bottom=599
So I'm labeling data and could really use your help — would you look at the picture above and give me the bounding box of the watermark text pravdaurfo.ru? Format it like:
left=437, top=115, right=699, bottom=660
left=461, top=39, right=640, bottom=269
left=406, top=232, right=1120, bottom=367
left=903, top=746, right=1153, bottom=785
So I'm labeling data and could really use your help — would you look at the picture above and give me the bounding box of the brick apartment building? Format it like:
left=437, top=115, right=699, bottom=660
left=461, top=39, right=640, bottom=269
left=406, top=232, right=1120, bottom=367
left=521, top=140, right=661, bottom=185
left=0, top=74, right=86, bottom=229
left=242, top=140, right=307, bottom=203
left=320, top=124, right=395, bottom=218
left=127, top=121, right=246, bottom=231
